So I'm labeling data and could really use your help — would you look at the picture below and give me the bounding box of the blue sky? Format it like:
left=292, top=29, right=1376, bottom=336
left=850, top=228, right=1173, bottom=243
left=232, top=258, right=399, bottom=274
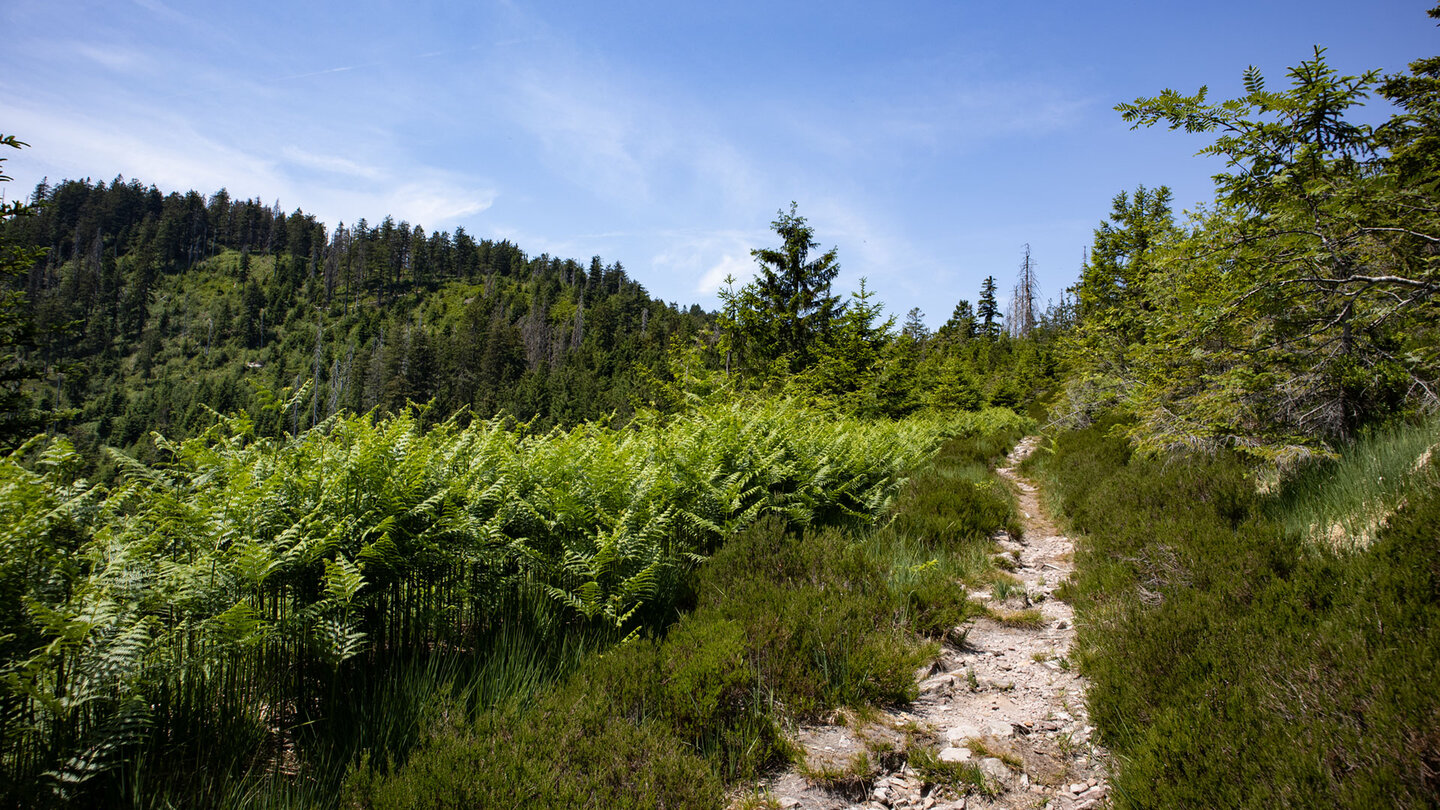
left=3, top=0, right=1436, bottom=326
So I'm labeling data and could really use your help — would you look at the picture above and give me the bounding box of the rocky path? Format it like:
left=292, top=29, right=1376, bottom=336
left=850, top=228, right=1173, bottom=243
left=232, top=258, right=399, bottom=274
left=754, top=437, right=1111, bottom=810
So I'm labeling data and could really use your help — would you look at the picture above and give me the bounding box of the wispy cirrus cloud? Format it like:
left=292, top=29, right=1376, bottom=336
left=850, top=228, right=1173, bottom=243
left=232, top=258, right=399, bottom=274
left=647, top=229, right=767, bottom=295
left=69, top=42, right=151, bottom=73
left=280, top=146, right=383, bottom=181
left=694, top=251, right=756, bottom=296
left=5, top=102, right=283, bottom=195
left=503, top=66, right=657, bottom=204
left=5, top=99, right=496, bottom=229
left=381, top=182, right=496, bottom=226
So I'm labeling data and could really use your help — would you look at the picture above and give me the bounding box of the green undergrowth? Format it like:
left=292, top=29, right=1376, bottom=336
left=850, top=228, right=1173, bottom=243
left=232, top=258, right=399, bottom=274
left=1034, top=418, right=1440, bottom=808
left=341, top=427, right=1026, bottom=809
left=0, top=402, right=1030, bottom=807
left=890, top=427, right=1027, bottom=566
left=122, top=619, right=604, bottom=809
left=0, top=401, right=1034, bottom=807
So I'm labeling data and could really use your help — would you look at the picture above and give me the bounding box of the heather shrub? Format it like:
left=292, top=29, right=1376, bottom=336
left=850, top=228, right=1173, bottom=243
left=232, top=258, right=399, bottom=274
left=1039, top=422, right=1440, bottom=808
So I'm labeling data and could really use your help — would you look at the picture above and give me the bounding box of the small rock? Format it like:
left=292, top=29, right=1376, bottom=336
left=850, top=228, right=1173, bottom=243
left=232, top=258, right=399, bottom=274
left=873, top=786, right=890, bottom=802
left=778, top=799, right=801, bottom=809
left=945, top=723, right=982, bottom=743
left=987, top=722, right=1014, bottom=738
left=1087, top=778, right=1098, bottom=787
left=980, top=757, right=1010, bottom=779
left=1070, top=782, right=1088, bottom=794
left=921, top=674, right=955, bottom=693
left=938, top=746, right=972, bottom=762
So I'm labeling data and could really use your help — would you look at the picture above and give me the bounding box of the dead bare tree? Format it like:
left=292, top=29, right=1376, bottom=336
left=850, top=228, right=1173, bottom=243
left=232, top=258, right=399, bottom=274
left=1008, top=243, right=1041, bottom=338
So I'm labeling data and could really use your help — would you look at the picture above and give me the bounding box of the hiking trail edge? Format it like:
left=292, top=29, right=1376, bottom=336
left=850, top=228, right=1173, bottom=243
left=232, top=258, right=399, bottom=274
left=752, top=435, right=1113, bottom=810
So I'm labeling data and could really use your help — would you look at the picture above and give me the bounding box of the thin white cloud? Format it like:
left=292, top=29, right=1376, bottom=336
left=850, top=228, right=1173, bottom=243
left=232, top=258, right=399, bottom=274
left=70, top=42, right=149, bottom=73
left=785, top=79, right=1095, bottom=164
left=800, top=196, right=946, bottom=315
left=130, top=0, right=180, bottom=18
left=280, top=145, right=383, bottom=181
left=696, top=253, right=755, bottom=296
left=503, top=66, right=654, bottom=203
left=941, top=82, right=1094, bottom=136
left=6, top=103, right=284, bottom=196
left=383, top=182, right=496, bottom=226
left=645, top=228, right=768, bottom=296
left=6, top=99, right=496, bottom=231
left=277, top=65, right=364, bottom=82
left=477, top=10, right=773, bottom=217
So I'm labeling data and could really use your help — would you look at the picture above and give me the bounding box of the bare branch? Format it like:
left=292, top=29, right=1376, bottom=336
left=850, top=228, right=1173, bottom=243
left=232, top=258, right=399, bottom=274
left=1354, top=226, right=1440, bottom=243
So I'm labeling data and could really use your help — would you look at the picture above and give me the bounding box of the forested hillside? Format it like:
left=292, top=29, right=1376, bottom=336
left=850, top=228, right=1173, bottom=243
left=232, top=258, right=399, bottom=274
left=0, top=177, right=1061, bottom=474
left=0, top=176, right=712, bottom=462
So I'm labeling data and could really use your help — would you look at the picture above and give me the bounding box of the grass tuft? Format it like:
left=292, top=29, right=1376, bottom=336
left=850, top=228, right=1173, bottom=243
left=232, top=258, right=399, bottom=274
left=908, top=748, right=1000, bottom=798
left=988, top=607, right=1044, bottom=627
left=1268, top=415, right=1440, bottom=549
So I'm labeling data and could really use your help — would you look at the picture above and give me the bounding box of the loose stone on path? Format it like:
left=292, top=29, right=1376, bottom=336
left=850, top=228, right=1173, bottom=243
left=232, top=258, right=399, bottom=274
left=745, top=436, right=1111, bottom=810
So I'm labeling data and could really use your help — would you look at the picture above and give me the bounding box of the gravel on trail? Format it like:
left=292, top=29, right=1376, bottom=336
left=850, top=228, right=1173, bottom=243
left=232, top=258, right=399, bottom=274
left=751, top=436, right=1113, bottom=810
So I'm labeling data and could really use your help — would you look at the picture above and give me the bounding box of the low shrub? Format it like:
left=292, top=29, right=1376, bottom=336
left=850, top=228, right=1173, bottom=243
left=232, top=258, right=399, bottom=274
left=344, top=691, right=725, bottom=809
left=1040, top=422, right=1440, bottom=808
left=891, top=434, right=1024, bottom=549
left=1268, top=414, right=1440, bottom=548
left=347, top=517, right=929, bottom=808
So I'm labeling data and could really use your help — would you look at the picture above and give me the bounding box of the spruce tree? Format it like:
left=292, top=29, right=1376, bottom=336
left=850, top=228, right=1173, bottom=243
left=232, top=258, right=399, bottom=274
left=976, top=276, right=1001, bottom=340
left=748, top=202, right=842, bottom=372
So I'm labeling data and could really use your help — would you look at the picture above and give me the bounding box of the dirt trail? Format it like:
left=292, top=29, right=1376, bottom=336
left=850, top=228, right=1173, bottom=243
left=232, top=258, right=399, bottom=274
left=755, top=436, right=1111, bottom=810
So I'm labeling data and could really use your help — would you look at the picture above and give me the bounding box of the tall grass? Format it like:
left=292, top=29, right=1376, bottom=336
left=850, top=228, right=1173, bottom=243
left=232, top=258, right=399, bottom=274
left=0, top=399, right=1029, bottom=807
left=1268, top=415, right=1440, bottom=549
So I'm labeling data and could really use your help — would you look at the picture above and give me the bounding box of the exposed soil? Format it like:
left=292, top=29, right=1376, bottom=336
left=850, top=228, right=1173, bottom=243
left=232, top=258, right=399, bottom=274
left=748, top=437, right=1112, bottom=810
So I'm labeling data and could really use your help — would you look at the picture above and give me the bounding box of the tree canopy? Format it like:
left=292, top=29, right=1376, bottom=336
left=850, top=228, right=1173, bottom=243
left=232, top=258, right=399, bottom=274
left=1062, top=44, right=1440, bottom=461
